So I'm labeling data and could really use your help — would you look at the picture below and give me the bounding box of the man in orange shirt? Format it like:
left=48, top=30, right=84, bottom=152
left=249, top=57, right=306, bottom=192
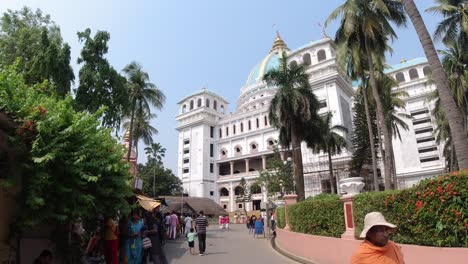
left=351, top=212, right=405, bottom=264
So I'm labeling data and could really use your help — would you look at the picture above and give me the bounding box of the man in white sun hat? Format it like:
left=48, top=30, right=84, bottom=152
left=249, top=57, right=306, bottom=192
left=351, top=212, right=405, bottom=264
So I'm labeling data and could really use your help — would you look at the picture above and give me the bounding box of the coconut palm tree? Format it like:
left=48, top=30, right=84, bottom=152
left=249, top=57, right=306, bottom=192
left=263, top=53, right=321, bottom=201
left=123, top=61, right=165, bottom=162
left=402, top=0, right=468, bottom=170
left=427, top=0, right=468, bottom=63
left=335, top=40, right=381, bottom=191
left=327, top=0, right=407, bottom=190
left=313, top=112, right=348, bottom=194
left=123, top=107, right=158, bottom=160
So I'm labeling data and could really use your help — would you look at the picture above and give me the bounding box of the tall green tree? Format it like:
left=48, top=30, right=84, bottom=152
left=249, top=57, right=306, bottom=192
left=138, top=155, right=181, bottom=198
left=263, top=53, right=321, bottom=201
left=402, top=0, right=468, bottom=170
left=74, top=28, right=129, bottom=131
left=0, top=7, right=74, bottom=96
left=237, top=177, right=251, bottom=215
left=122, top=108, right=158, bottom=159
left=257, top=145, right=295, bottom=198
left=313, top=112, right=348, bottom=194
left=427, top=0, right=468, bottom=63
left=122, top=62, right=165, bottom=162
left=327, top=0, right=407, bottom=190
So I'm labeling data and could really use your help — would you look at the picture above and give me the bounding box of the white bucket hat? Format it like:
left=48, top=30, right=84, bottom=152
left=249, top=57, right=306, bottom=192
left=359, top=212, right=397, bottom=238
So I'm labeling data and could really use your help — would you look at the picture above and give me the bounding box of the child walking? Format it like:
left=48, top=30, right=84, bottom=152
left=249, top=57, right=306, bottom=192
left=187, top=228, right=197, bottom=255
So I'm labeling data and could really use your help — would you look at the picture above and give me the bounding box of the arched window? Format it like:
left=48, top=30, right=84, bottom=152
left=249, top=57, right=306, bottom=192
left=267, top=138, right=275, bottom=149
left=234, top=145, right=242, bottom=156
left=409, top=68, right=419, bottom=80
left=240, top=122, right=244, bottom=132
left=214, top=100, right=218, bottom=110
left=264, top=116, right=268, bottom=126
left=221, top=105, right=225, bottom=113
left=248, top=120, right=251, bottom=130
left=289, top=60, right=298, bottom=68
left=234, top=186, right=243, bottom=196
left=256, top=118, right=259, bottom=128
left=226, top=126, right=229, bottom=136
left=233, top=125, right=236, bottom=135
left=182, top=104, right=187, bottom=113
left=190, top=100, right=194, bottom=110
left=220, top=188, right=229, bottom=196
left=423, top=66, right=431, bottom=76
left=220, top=149, right=227, bottom=158
left=317, top=49, right=326, bottom=62
left=206, top=99, right=210, bottom=108
left=302, top=53, right=311, bottom=66
left=197, top=98, right=202, bottom=107
left=250, top=142, right=258, bottom=153
left=250, top=183, right=261, bottom=194
left=395, top=72, right=405, bottom=83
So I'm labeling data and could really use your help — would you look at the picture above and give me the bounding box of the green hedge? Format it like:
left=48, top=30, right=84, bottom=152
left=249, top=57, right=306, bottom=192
left=276, top=207, right=285, bottom=229
left=354, top=170, right=468, bottom=247
left=287, top=194, right=345, bottom=237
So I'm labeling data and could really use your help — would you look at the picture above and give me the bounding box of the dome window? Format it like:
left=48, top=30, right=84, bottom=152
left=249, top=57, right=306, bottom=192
left=317, top=49, right=326, bottom=62
left=256, top=118, right=260, bottom=128
left=233, top=125, right=236, bottom=135
left=182, top=104, right=187, bottom=113
left=190, top=100, right=194, bottom=110
left=197, top=98, right=202, bottom=107
left=395, top=72, right=405, bottom=83
left=221, top=105, right=225, bottom=113
left=264, top=116, right=268, bottom=126
left=248, top=120, right=252, bottom=130
left=214, top=100, right=217, bottom=110
left=409, top=68, right=419, bottom=80
left=240, top=122, right=244, bottom=132
left=423, top=66, right=431, bottom=76
left=206, top=99, right=210, bottom=107
left=302, top=53, right=311, bottom=66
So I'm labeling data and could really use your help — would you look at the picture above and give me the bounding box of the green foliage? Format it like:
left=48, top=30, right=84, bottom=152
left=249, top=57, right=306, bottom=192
left=354, top=170, right=468, bottom=247
left=287, top=194, right=345, bottom=237
left=0, top=66, right=132, bottom=228
left=276, top=207, right=285, bottom=229
left=74, top=28, right=129, bottom=131
left=257, top=145, right=294, bottom=197
left=0, top=7, right=74, bottom=96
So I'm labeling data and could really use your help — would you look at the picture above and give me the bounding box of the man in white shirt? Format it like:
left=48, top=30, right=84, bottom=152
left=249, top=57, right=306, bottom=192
left=184, top=215, right=193, bottom=236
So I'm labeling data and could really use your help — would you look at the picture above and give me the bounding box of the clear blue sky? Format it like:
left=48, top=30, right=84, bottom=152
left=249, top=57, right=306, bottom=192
left=1, top=0, right=441, bottom=173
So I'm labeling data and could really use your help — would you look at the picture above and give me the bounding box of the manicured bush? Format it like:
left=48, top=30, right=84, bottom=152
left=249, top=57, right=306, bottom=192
left=287, top=194, right=345, bottom=237
left=276, top=207, right=285, bottom=229
left=354, top=170, right=468, bottom=247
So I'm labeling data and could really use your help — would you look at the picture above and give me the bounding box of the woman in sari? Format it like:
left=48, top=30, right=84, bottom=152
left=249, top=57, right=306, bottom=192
left=127, top=211, right=143, bottom=264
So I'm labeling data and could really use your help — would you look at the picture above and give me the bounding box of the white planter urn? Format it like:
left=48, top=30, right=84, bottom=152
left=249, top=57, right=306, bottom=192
left=274, top=199, right=286, bottom=208
left=339, top=177, right=365, bottom=197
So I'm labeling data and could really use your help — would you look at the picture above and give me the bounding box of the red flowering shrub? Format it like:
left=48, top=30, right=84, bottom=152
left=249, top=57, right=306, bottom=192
left=354, top=170, right=467, bottom=247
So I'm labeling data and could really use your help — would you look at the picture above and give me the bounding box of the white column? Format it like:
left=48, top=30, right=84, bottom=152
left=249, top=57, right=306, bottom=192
left=245, top=159, right=250, bottom=174
left=262, top=155, right=267, bottom=170
left=229, top=182, right=235, bottom=212
left=230, top=161, right=234, bottom=176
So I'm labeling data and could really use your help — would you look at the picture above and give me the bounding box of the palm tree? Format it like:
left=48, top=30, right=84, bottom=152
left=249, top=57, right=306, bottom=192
left=313, top=112, right=348, bottom=194
left=440, top=42, right=468, bottom=130
left=145, top=142, right=166, bottom=165
left=335, top=40, right=380, bottom=191
left=402, top=0, right=468, bottom=170
left=123, top=107, right=158, bottom=160
left=123, top=62, right=165, bottom=162
left=427, top=0, right=468, bottom=63
left=327, top=0, right=407, bottom=190
left=263, top=53, right=321, bottom=201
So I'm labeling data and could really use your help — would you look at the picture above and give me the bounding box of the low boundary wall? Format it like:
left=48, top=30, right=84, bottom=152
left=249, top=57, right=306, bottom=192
left=276, top=228, right=468, bottom=264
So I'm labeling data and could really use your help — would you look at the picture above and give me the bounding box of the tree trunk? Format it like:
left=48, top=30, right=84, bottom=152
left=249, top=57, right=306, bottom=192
left=291, top=126, right=305, bottom=201
left=403, top=0, right=468, bottom=170
left=328, top=149, right=335, bottom=194
left=388, top=135, right=398, bottom=189
left=450, top=141, right=455, bottom=172
left=364, top=37, right=393, bottom=190
left=362, top=87, right=379, bottom=191
left=126, top=99, right=136, bottom=162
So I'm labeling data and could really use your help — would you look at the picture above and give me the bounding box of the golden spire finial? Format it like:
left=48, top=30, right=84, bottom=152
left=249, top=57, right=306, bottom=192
left=270, top=31, right=289, bottom=53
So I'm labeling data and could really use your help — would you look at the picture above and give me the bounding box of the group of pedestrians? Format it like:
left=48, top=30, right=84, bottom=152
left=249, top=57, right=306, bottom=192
left=246, top=212, right=276, bottom=238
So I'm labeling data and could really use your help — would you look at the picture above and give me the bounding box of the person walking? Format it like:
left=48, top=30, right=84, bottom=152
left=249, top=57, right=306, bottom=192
left=184, top=214, right=193, bottom=237
left=254, top=216, right=264, bottom=238
left=127, top=211, right=143, bottom=264
left=103, top=217, right=119, bottom=264
left=169, top=211, right=179, bottom=240
left=195, top=211, right=209, bottom=256
left=187, top=228, right=197, bottom=255
left=351, top=212, right=405, bottom=264
left=144, top=211, right=168, bottom=264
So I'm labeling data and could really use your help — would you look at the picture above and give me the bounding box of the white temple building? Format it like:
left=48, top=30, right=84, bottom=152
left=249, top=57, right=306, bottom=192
left=175, top=33, right=446, bottom=212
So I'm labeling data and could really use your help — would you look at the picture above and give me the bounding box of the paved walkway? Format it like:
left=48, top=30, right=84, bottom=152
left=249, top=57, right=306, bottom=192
left=164, top=224, right=297, bottom=264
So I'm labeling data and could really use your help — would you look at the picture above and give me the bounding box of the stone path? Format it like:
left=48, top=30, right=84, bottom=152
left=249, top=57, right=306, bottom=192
left=164, top=224, right=297, bottom=264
